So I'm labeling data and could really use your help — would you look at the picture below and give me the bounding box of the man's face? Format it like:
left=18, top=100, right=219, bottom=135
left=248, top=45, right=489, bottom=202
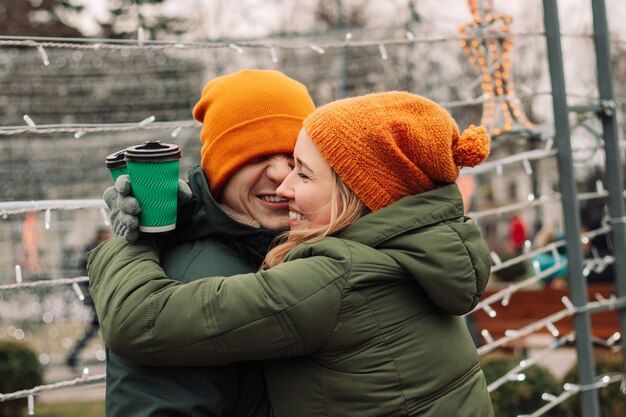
left=220, top=154, right=293, bottom=230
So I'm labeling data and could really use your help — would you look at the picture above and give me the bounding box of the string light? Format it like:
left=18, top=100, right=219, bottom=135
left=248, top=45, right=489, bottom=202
left=481, top=329, right=494, bottom=344
left=137, top=27, right=145, bottom=46
left=482, top=304, right=497, bottom=318
left=99, top=207, right=111, bottom=226
left=228, top=43, right=244, bottom=53
left=170, top=126, right=183, bottom=138
left=36, top=45, right=49, bottom=66
left=0, top=120, right=200, bottom=137
left=309, top=43, right=325, bottom=54
left=489, top=251, right=502, bottom=265
left=23, top=114, right=37, bottom=128
left=561, top=296, right=576, bottom=313
left=15, top=265, right=22, bottom=284
left=378, top=44, right=388, bottom=60
left=71, top=282, right=85, bottom=301
left=270, top=46, right=278, bottom=63
left=545, top=321, right=560, bottom=337
left=138, top=115, right=156, bottom=127
left=44, top=208, right=51, bottom=229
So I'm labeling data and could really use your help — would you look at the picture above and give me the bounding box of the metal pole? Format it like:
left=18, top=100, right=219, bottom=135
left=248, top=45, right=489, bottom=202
left=542, top=1, right=600, bottom=416
left=337, top=0, right=347, bottom=98
left=590, top=0, right=626, bottom=376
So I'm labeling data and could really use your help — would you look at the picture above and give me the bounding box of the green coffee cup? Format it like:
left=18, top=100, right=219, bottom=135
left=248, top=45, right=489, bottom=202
left=105, top=149, right=128, bottom=181
left=125, top=141, right=182, bottom=233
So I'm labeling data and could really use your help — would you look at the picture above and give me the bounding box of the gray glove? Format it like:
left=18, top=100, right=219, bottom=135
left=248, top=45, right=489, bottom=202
left=103, top=174, right=192, bottom=243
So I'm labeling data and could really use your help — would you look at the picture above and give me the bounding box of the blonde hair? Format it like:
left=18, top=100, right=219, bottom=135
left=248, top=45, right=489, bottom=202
left=262, top=172, right=369, bottom=269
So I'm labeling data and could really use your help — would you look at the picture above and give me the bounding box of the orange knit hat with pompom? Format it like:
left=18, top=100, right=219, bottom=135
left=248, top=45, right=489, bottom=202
left=193, top=70, right=315, bottom=198
left=302, top=91, right=490, bottom=211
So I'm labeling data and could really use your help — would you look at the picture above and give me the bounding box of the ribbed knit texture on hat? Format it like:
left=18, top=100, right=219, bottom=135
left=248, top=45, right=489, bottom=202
left=303, top=91, right=490, bottom=211
left=193, top=70, right=315, bottom=197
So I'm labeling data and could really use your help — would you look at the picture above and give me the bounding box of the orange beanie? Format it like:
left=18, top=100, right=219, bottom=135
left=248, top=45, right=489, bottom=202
left=302, top=91, right=490, bottom=211
left=193, top=70, right=315, bottom=197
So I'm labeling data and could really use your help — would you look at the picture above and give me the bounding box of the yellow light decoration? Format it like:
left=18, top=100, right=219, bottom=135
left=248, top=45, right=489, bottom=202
left=458, top=1, right=533, bottom=136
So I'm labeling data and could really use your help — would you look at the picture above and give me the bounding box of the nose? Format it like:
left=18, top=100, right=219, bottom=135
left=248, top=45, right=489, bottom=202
left=266, top=156, right=293, bottom=184
left=276, top=169, right=296, bottom=199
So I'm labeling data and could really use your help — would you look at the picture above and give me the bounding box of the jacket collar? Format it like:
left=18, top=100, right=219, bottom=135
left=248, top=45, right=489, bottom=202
left=338, top=183, right=465, bottom=248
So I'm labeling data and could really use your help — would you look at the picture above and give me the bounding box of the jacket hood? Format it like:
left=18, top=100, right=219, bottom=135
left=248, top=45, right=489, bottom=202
left=168, top=164, right=278, bottom=266
left=338, top=183, right=491, bottom=315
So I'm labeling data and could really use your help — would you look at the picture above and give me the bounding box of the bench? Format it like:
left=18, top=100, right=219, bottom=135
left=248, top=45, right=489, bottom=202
left=472, top=283, right=621, bottom=344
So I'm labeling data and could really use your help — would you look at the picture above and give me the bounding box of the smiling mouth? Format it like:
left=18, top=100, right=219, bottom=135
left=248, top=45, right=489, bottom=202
left=259, top=196, right=289, bottom=204
left=289, top=211, right=306, bottom=221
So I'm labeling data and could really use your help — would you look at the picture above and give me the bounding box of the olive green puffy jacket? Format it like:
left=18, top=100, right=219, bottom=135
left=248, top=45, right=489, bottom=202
left=105, top=165, right=274, bottom=417
left=89, top=183, right=494, bottom=417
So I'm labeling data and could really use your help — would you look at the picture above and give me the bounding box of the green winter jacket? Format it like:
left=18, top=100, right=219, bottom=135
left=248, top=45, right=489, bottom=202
left=89, top=183, right=494, bottom=417
left=104, top=165, right=274, bottom=417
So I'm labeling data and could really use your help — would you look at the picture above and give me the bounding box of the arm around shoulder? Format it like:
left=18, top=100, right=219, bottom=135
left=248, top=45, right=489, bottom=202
left=87, top=237, right=350, bottom=367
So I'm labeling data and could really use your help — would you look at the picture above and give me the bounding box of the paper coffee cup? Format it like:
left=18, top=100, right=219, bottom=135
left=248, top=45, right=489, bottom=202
left=125, top=141, right=182, bottom=233
left=105, top=149, right=128, bottom=181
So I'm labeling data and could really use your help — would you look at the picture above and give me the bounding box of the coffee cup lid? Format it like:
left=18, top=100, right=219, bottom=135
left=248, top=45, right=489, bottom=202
left=125, top=141, right=182, bottom=163
left=105, top=149, right=127, bottom=169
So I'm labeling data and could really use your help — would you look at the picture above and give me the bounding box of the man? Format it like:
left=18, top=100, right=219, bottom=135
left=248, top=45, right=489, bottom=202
left=103, top=69, right=315, bottom=417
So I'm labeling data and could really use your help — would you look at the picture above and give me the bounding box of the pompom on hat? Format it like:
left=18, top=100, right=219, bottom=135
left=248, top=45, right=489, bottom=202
left=193, top=69, right=315, bottom=197
left=302, top=91, right=490, bottom=211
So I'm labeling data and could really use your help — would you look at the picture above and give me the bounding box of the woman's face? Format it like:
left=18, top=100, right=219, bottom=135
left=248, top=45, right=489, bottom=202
left=276, top=129, right=335, bottom=229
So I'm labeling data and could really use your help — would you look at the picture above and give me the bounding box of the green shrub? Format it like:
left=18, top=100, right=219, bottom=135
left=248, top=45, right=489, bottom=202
left=0, top=341, right=44, bottom=417
left=481, top=354, right=561, bottom=417
left=557, top=351, right=626, bottom=417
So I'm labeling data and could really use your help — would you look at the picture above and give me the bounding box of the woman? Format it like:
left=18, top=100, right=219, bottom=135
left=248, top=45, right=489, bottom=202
left=89, top=91, right=494, bottom=417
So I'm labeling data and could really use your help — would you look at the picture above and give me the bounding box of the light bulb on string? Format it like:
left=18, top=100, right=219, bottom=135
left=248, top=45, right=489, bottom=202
left=505, top=329, right=519, bottom=337
left=23, top=114, right=37, bottom=128
left=489, top=251, right=502, bottom=265
left=508, top=373, right=526, bottom=382
left=309, top=44, right=325, bottom=54
left=228, top=43, right=244, bottom=54
left=15, top=265, right=22, bottom=284
left=378, top=44, right=388, bottom=60
left=171, top=126, right=182, bottom=138
left=99, top=208, right=110, bottom=226
left=546, top=321, right=560, bottom=337
left=137, top=27, right=145, bottom=46
left=138, top=115, right=155, bottom=127
left=522, top=159, right=533, bottom=175
left=270, top=47, right=278, bottom=63
left=72, top=283, right=85, bottom=301
left=541, top=393, right=558, bottom=403
left=482, top=304, right=497, bottom=318
left=37, top=45, right=49, bottom=66
left=561, top=296, right=576, bottom=313
left=480, top=329, right=494, bottom=343
left=501, top=289, right=511, bottom=306
left=44, top=208, right=51, bottom=230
